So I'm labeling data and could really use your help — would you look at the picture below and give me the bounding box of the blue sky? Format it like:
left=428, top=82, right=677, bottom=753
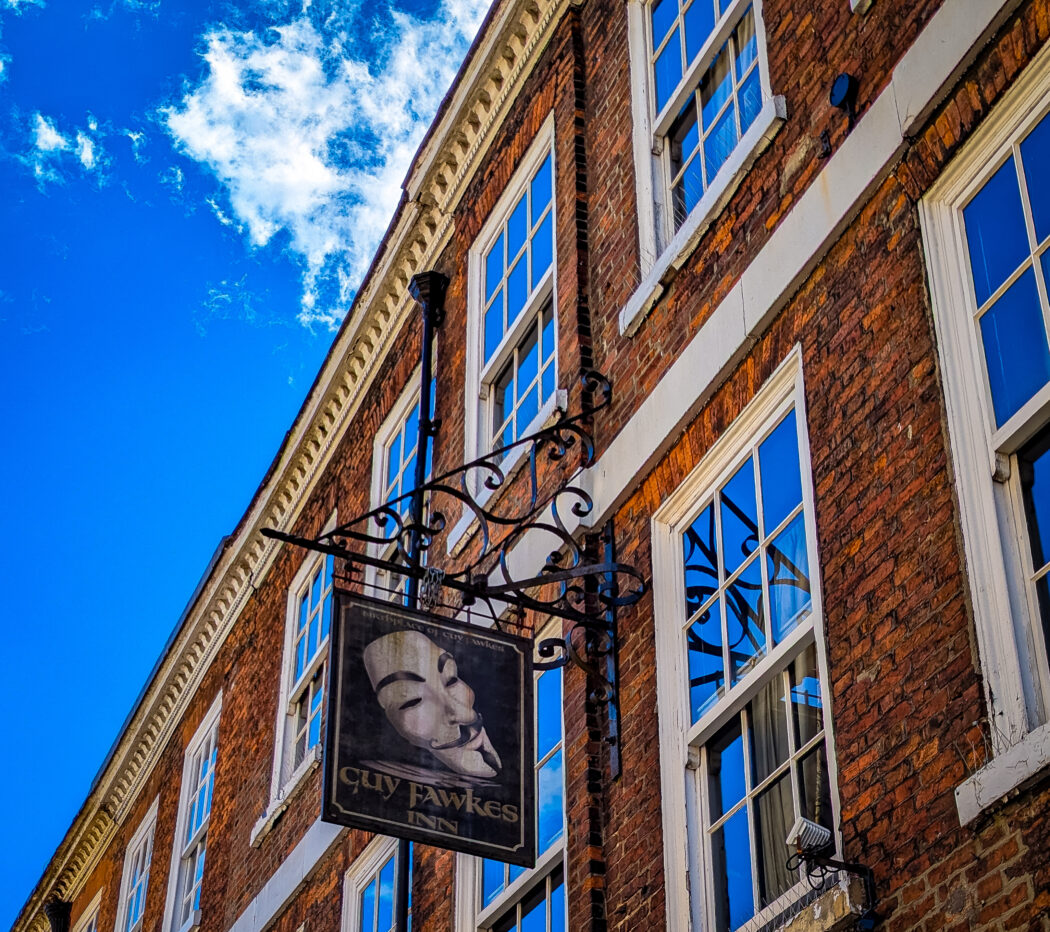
left=0, top=0, right=485, bottom=924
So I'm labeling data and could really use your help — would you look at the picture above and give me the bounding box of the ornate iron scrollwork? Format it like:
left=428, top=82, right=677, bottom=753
left=265, top=371, right=645, bottom=627
left=263, top=371, right=643, bottom=776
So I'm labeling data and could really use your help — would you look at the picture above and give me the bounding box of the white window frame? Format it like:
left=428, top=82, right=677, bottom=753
left=114, top=797, right=159, bottom=932
left=252, top=517, right=337, bottom=845
left=73, top=888, right=103, bottom=932
left=623, top=0, right=785, bottom=334
left=163, top=692, right=222, bottom=932
left=340, top=836, right=410, bottom=932
left=454, top=622, right=568, bottom=932
left=465, top=114, right=561, bottom=472
left=920, top=43, right=1050, bottom=819
left=651, top=349, right=842, bottom=931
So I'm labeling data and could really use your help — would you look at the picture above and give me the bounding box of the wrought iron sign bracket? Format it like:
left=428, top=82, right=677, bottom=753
left=262, top=371, right=645, bottom=778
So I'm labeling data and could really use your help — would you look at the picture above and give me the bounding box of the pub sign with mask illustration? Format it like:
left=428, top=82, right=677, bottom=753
left=323, top=592, right=536, bottom=866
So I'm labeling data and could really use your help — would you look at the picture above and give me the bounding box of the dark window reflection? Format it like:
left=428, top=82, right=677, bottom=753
left=1019, top=428, right=1050, bottom=658
left=709, top=720, right=748, bottom=820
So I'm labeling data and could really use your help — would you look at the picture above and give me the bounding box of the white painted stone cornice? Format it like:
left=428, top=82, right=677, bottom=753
left=12, top=0, right=573, bottom=929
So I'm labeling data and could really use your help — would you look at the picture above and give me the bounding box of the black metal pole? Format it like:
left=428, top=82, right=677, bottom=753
left=395, top=270, right=447, bottom=932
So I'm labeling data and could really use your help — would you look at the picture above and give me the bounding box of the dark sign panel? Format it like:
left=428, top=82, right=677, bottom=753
left=323, top=592, right=536, bottom=866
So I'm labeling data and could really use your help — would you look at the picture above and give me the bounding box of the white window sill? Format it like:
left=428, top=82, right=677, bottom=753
left=447, top=390, right=567, bottom=557
left=249, top=745, right=321, bottom=847
left=619, top=95, right=786, bottom=338
left=955, top=720, right=1050, bottom=826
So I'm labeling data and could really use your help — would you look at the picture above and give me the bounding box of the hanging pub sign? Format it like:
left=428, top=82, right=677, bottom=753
left=322, top=592, right=536, bottom=867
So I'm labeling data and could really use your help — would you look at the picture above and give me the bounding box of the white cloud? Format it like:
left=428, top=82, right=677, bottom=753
left=28, top=112, right=107, bottom=184
left=164, top=0, right=488, bottom=328
left=0, top=54, right=9, bottom=83
left=159, top=164, right=185, bottom=192
left=4, top=0, right=45, bottom=12
left=124, top=129, right=147, bottom=160
left=206, top=196, right=239, bottom=229
left=33, top=113, right=69, bottom=152
left=75, top=132, right=97, bottom=169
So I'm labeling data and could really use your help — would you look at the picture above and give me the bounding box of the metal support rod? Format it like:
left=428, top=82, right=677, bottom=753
left=394, top=270, right=447, bottom=932
left=601, top=521, right=622, bottom=780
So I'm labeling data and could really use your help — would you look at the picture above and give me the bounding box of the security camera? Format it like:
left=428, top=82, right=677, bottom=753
left=786, top=816, right=832, bottom=853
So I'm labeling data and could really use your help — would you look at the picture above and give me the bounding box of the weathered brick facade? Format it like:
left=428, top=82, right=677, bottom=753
left=15, top=0, right=1050, bottom=931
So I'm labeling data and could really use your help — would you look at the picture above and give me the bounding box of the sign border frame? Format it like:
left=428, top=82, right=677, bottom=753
left=321, top=590, right=537, bottom=867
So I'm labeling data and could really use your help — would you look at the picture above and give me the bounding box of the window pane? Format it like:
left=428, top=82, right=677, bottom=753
left=549, top=873, right=566, bottom=932
left=670, top=101, right=701, bottom=179
left=727, top=557, right=765, bottom=682
left=768, top=514, right=811, bottom=643
left=799, top=746, right=833, bottom=833
left=519, top=324, right=540, bottom=394
left=387, top=433, right=402, bottom=490
left=737, top=68, right=761, bottom=136
left=507, top=256, right=529, bottom=327
left=310, top=566, right=322, bottom=609
left=508, top=194, right=528, bottom=265
left=684, top=0, right=715, bottom=64
left=964, top=158, right=1029, bottom=306
left=978, top=266, right=1050, bottom=425
left=750, top=676, right=789, bottom=783
left=733, top=7, right=757, bottom=76
left=486, top=234, right=504, bottom=301
left=704, top=100, right=738, bottom=185
left=295, top=635, right=307, bottom=683
left=654, top=28, right=683, bottom=113
left=482, top=859, right=506, bottom=908
left=377, top=856, right=395, bottom=932
left=700, top=45, right=732, bottom=130
left=688, top=603, right=724, bottom=720
left=519, top=884, right=546, bottom=932
left=721, top=456, right=758, bottom=576
left=531, top=213, right=553, bottom=289
left=674, top=154, right=704, bottom=224
left=541, top=302, right=555, bottom=358
left=755, top=773, right=795, bottom=906
left=542, top=359, right=556, bottom=403
left=360, top=879, right=377, bottom=932
left=518, top=384, right=539, bottom=434
left=788, top=648, right=822, bottom=750
left=1020, top=111, right=1050, bottom=244
left=712, top=808, right=755, bottom=931
left=1020, top=430, right=1050, bottom=570
left=758, top=411, right=802, bottom=534
left=485, top=291, right=504, bottom=364
left=708, top=719, right=746, bottom=819
left=531, top=154, right=552, bottom=225
left=537, top=669, right=562, bottom=760
left=651, top=0, right=678, bottom=49
left=538, top=749, right=565, bottom=851
left=685, top=503, right=719, bottom=615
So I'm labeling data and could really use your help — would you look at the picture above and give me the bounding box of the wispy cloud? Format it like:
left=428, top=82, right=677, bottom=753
left=124, top=129, right=147, bottom=160
left=33, top=113, right=68, bottom=152
left=163, top=0, right=488, bottom=329
left=85, top=0, right=160, bottom=22
left=3, top=0, right=45, bottom=13
left=27, top=112, right=108, bottom=184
